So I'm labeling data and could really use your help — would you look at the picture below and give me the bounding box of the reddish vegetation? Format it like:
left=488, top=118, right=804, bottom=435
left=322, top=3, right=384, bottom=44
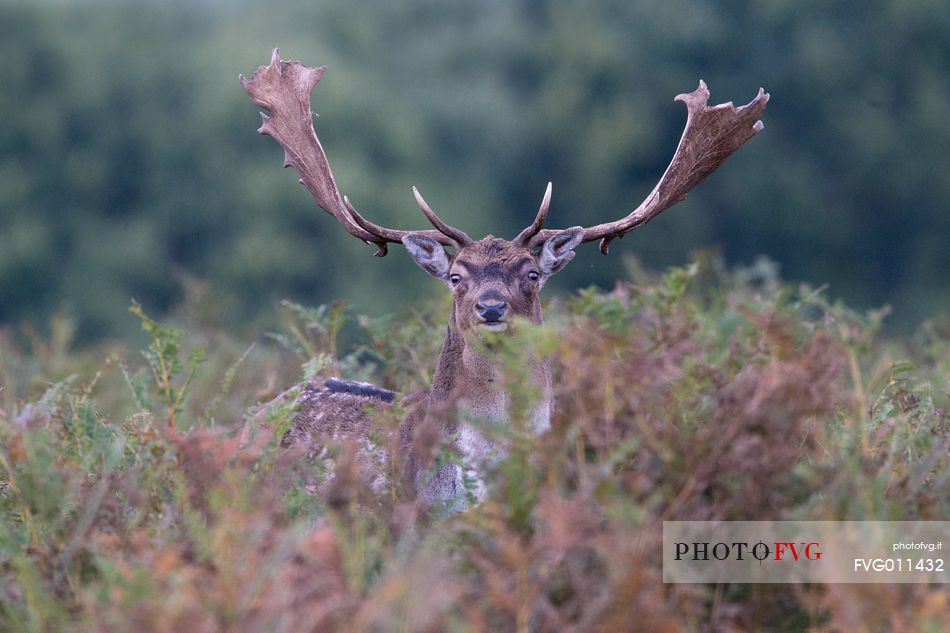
left=1, top=269, right=948, bottom=631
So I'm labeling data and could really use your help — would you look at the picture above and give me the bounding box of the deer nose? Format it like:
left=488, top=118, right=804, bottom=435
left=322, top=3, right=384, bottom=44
left=475, top=300, right=507, bottom=322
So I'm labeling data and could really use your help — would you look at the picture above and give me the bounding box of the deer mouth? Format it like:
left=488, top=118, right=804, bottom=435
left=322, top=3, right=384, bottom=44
left=479, top=320, right=509, bottom=332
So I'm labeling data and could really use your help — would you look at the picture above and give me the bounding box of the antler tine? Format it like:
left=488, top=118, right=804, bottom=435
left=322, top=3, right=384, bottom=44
left=530, top=81, right=769, bottom=254
left=412, top=187, right=473, bottom=246
left=242, top=49, right=467, bottom=255
left=514, top=181, right=552, bottom=244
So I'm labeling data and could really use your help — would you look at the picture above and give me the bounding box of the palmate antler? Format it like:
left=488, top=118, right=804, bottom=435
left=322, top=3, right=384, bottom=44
left=243, top=49, right=768, bottom=257
left=517, top=81, right=769, bottom=253
left=240, top=49, right=472, bottom=256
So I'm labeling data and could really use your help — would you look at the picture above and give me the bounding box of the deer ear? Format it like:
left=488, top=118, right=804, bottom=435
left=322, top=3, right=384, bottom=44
left=539, top=227, right=584, bottom=280
left=402, top=234, right=452, bottom=281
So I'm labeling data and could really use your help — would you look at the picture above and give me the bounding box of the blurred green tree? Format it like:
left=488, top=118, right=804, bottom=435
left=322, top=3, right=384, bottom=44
left=1, top=0, right=947, bottom=341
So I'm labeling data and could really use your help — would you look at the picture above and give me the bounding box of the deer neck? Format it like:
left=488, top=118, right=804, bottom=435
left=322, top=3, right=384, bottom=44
left=419, top=304, right=552, bottom=508
left=429, top=303, right=552, bottom=434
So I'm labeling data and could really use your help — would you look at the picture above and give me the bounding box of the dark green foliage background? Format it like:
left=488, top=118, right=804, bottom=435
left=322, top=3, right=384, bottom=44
left=2, top=0, right=948, bottom=341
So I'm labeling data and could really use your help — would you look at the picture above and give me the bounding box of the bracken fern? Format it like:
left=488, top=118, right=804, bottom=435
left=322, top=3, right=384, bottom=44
left=1, top=260, right=948, bottom=632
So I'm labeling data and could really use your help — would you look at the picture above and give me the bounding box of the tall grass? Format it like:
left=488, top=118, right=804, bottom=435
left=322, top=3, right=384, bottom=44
left=1, top=257, right=948, bottom=632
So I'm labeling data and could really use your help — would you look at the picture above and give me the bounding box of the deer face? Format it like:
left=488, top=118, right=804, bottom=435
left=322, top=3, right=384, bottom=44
left=403, top=228, right=583, bottom=336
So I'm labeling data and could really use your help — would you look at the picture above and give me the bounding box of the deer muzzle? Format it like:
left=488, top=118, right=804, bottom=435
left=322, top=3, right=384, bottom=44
left=475, top=293, right=507, bottom=327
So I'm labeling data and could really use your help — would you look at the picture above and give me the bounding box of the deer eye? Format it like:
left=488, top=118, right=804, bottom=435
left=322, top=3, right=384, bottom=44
left=527, top=271, right=540, bottom=283
left=449, top=273, right=462, bottom=285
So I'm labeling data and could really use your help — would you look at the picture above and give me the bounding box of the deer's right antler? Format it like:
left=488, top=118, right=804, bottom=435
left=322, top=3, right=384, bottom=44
left=241, top=49, right=471, bottom=256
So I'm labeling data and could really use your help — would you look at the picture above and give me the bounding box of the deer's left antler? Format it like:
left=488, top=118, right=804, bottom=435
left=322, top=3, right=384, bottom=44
left=519, top=81, right=769, bottom=253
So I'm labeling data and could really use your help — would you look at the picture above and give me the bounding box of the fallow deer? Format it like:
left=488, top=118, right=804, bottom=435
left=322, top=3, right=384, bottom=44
left=241, top=49, right=768, bottom=507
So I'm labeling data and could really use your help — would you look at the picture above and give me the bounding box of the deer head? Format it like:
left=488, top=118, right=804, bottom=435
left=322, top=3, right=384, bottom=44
left=240, top=52, right=767, bottom=322
left=402, top=226, right=584, bottom=340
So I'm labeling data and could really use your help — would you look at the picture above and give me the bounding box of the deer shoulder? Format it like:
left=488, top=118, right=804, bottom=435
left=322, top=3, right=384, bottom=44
left=279, top=378, right=397, bottom=449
